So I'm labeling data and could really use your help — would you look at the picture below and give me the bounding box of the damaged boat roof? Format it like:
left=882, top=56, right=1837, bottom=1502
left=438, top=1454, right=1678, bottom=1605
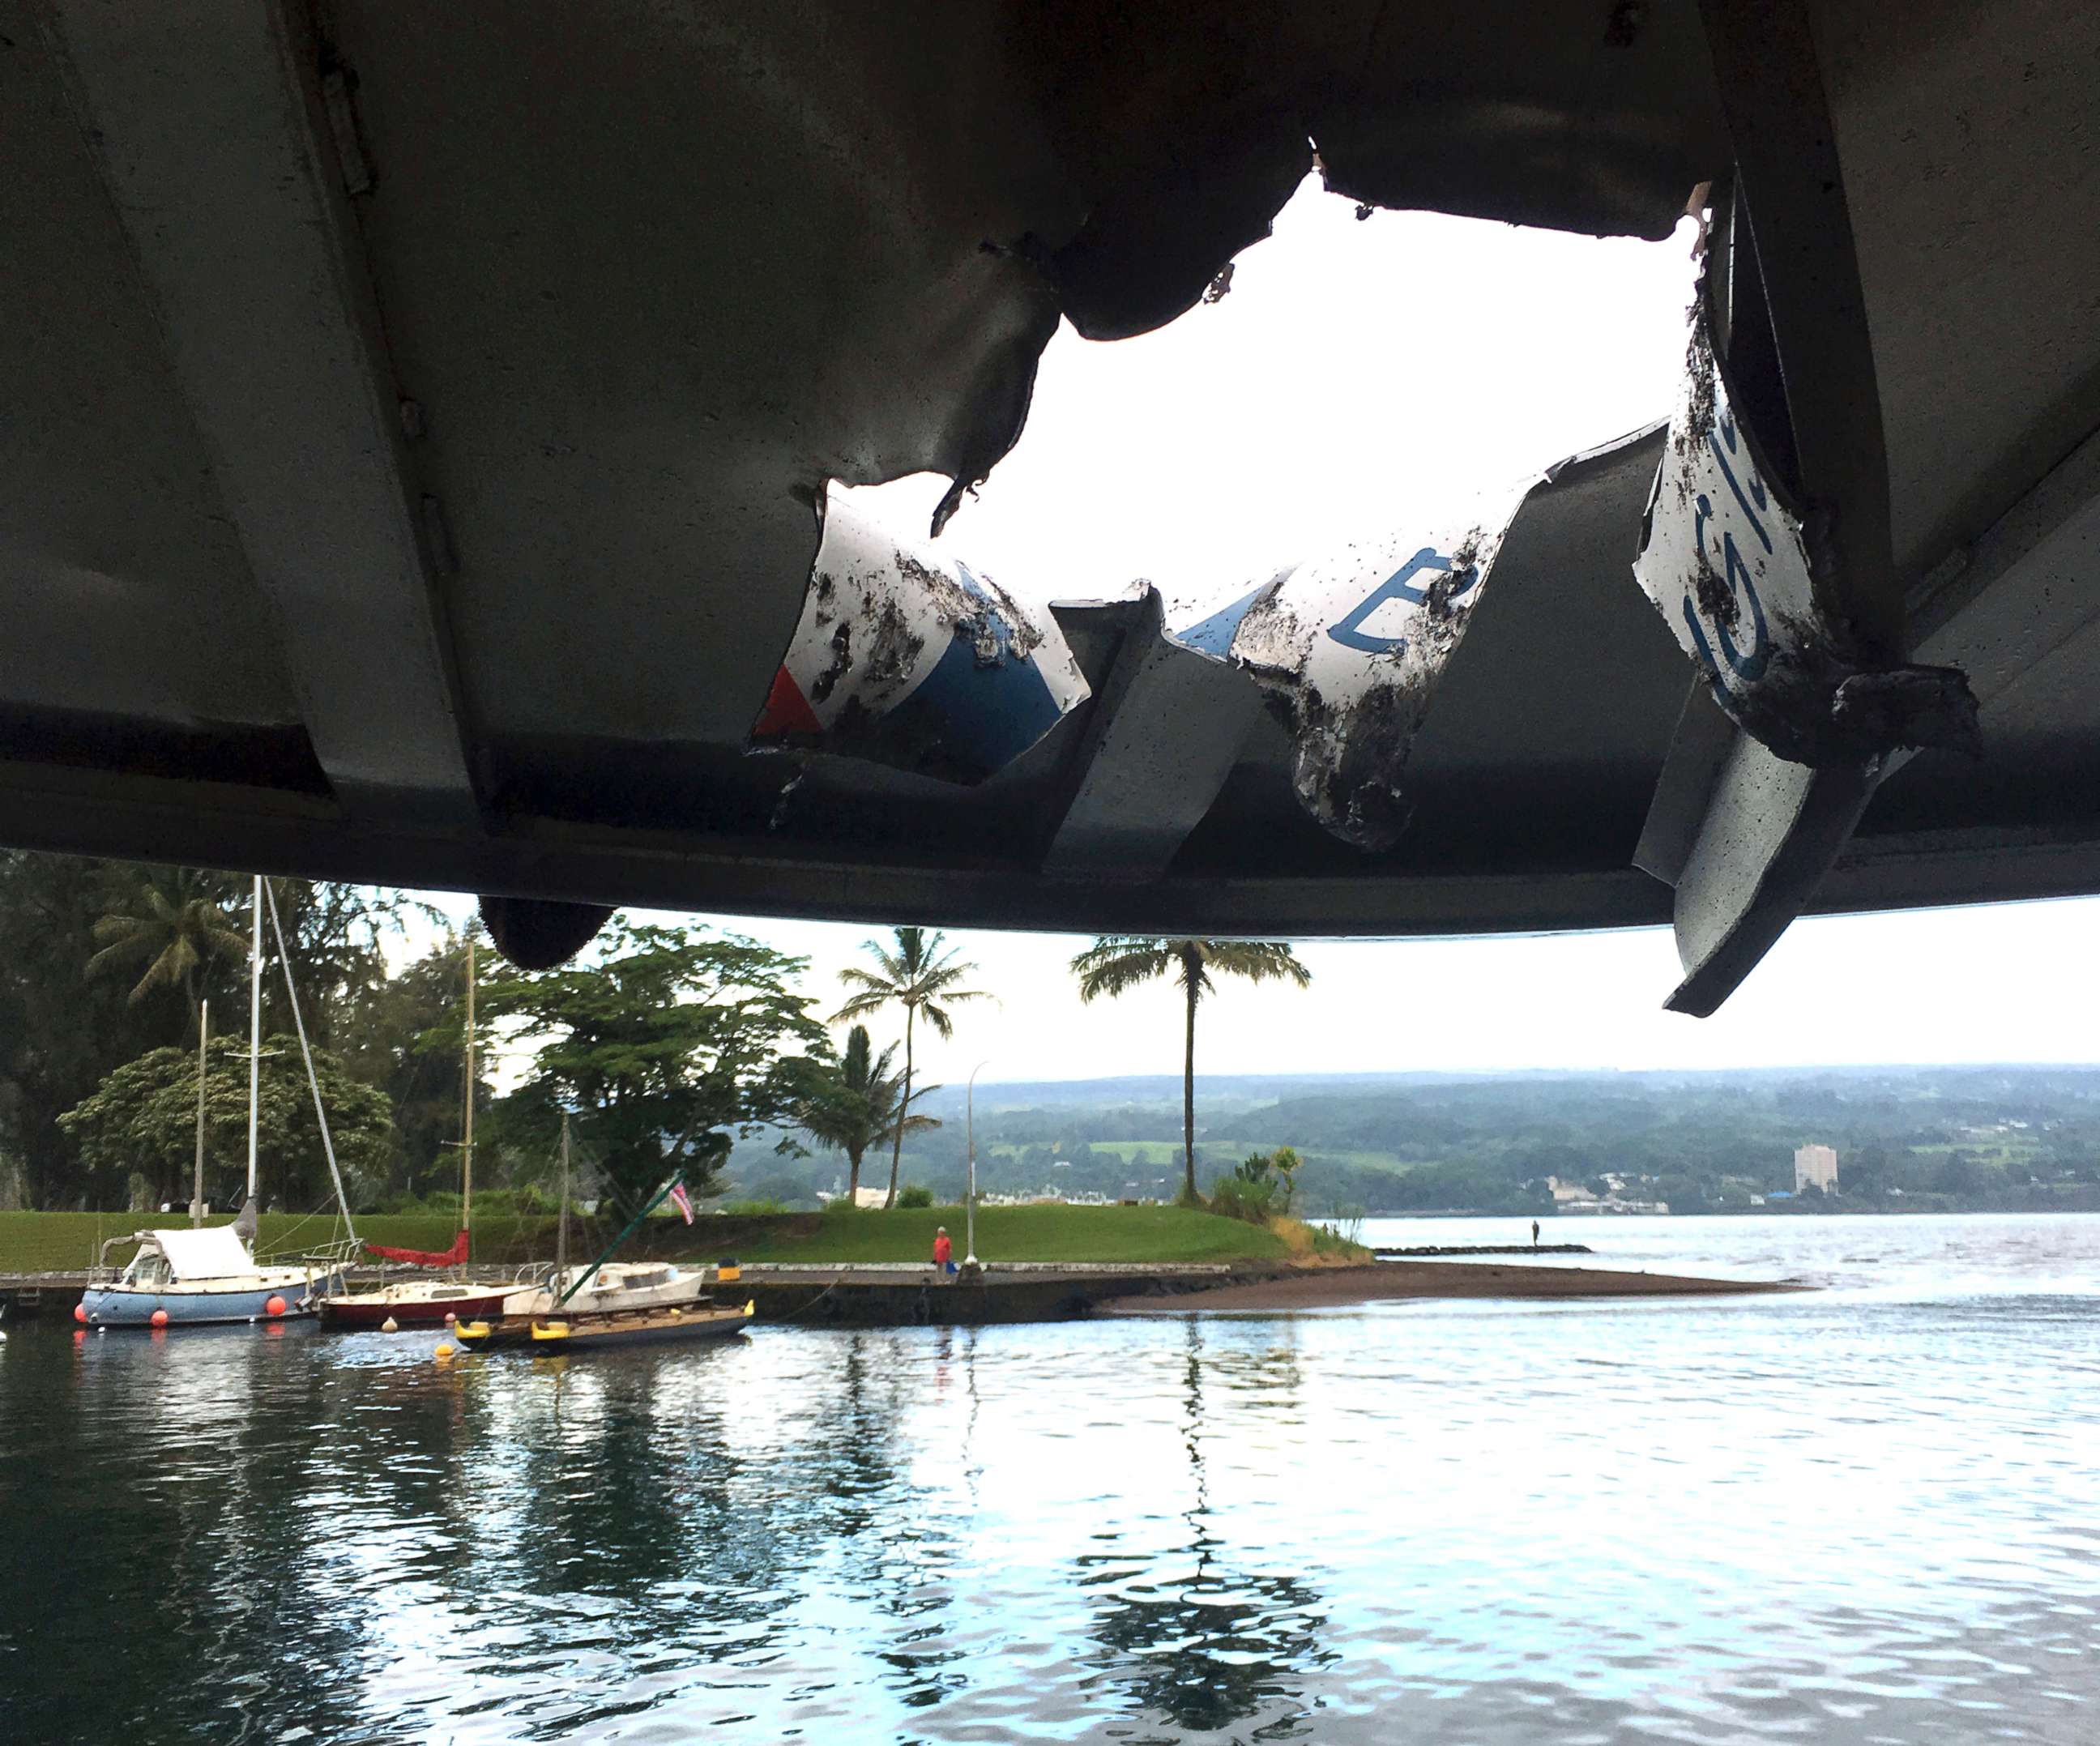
left=2, top=2, right=2098, bottom=1009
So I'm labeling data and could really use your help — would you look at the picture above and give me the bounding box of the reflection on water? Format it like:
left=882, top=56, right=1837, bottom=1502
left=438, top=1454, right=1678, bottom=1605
left=1082, top=1322, right=1334, bottom=1738
left=3, top=1215, right=2099, bottom=1744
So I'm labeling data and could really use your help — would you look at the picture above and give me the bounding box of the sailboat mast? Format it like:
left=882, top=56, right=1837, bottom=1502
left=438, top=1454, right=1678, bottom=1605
left=462, top=931, right=476, bottom=1261
left=556, top=1115, right=571, bottom=1287
left=192, top=998, right=208, bottom=1227
left=246, top=873, right=262, bottom=1206
left=262, top=879, right=359, bottom=1248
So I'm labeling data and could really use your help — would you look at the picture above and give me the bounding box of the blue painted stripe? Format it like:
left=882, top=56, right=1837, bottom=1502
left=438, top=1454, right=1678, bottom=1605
left=1172, top=584, right=1270, bottom=658
left=883, top=626, right=1062, bottom=779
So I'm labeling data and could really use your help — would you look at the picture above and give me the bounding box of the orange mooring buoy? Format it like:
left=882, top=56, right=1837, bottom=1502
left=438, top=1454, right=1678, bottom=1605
left=151, top=1309, right=169, bottom=1328
left=265, top=1296, right=288, bottom=1317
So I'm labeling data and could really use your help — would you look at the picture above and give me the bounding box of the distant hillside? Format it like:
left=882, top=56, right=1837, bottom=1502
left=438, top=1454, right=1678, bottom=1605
left=728, top=1064, right=2100, bottom=1216
left=911, top=1070, right=1533, bottom=1116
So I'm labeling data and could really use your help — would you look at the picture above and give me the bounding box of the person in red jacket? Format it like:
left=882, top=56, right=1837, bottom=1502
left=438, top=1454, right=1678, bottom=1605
left=933, top=1227, right=955, bottom=1278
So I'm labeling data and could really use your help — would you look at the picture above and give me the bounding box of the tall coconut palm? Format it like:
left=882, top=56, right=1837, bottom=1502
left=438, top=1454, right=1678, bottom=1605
left=794, top=1024, right=940, bottom=1203
left=86, top=868, right=248, bottom=1038
left=834, top=926, right=984, bottom=1208
left=1069, top=938, right=1310, bottom=1204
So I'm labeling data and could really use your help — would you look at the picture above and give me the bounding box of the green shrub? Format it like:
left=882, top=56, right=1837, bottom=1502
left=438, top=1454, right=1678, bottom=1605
left=1308, top=1221, right=1359, bottom=1257
left=1210, top=1146, right=1301, bottom=1223
left=894, top=1185, right=934, bottom=1209
left=718, top=1197, right=788, bottom=1216
left=1208, top=1176, right=1275, bottom=1226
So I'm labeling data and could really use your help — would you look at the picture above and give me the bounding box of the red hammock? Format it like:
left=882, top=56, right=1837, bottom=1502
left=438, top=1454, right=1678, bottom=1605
left=365, top=1229, right=468, bottom=1269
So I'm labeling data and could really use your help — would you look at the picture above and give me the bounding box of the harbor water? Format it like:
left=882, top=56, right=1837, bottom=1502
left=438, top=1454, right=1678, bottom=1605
left=3, top=1214, right=2098, bottom=1744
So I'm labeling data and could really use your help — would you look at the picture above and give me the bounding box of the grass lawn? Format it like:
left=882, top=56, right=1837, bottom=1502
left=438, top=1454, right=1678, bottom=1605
left=690, top=1204, right=1291, bottom=1266
left=0, top=1203, right=1296, bottom=1272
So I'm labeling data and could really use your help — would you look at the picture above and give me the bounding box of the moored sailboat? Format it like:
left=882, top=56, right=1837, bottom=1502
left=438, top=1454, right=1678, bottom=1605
left=78, top=877, right=356, bottom=1328
left=454, top=1118, right=742, bottom=1350
left=320, top=933, right=509, bottom=1330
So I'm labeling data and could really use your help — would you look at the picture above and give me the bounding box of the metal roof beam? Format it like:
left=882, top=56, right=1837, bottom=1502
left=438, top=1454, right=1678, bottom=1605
left=45, top=0, right=477, bottom=824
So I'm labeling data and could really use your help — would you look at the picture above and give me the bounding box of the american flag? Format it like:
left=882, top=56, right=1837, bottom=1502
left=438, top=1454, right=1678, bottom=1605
left=668, top=1179, right=695, bottom=1224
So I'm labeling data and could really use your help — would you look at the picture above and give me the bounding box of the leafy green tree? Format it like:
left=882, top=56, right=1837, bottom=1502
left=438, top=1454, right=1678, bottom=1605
left=258, top=878, right=440, bottom=1052
left=833, top=926, right=984, bottom=1209
left=0, top=853, right=434, bottom=1209
left=1931, top=1150, right=1982, bottom=1195
left=487, top=921, right=827, bottom=1216
left=1, top=855, right=181, bottom=1206
left=792, top=1023, right=938, bottom=1203
left=1069, top=937, right=1310, bottom=1202
left=86, top=867, right=248, bottom=1038
left=335, top=928, right=489, bottom=1200
left=57, top=1033, right=392, bottom=1211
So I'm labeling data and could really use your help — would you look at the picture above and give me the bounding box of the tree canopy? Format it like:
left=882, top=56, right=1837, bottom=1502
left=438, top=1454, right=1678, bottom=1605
left=57, top=1033, right=392, bottom=1212
left=1071, top=937, right=1311, bottom=1202
left=485, top=922, right=827, bottom=1215
left=834, top=925, right=984, bottom=1208
left=0, top=852, right=453, bottom=1210
left=792, top=1023, right=938, bottom=1202
left=86, top=867, right=248, bottom=1030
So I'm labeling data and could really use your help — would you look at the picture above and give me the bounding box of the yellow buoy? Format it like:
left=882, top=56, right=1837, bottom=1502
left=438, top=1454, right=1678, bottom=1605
left=433, top=1341, right=455, bottom=1360
left=380, top=1315, right=399, bottom=1334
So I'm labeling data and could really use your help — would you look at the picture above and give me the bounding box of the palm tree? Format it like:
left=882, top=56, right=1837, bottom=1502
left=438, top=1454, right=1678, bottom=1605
left=1069, top=938, right=1310, bottom=1204
left=86, top=868, right=248, bottom=1037
left=794, top=1024, right=940, bottom=1203
left=834, top=926, right=984, bottom=1208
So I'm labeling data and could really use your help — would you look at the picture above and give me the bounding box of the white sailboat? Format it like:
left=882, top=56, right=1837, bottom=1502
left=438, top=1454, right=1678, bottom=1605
left=77, top=877, right=353, bottom=1329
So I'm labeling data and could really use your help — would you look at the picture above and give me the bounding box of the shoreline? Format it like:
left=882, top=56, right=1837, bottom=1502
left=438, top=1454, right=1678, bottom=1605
left=1100, top=1259, right=1806, bottom=1313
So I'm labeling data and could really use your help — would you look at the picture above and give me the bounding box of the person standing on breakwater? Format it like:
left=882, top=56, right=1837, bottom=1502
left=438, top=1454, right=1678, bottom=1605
left=933, top=1227, right=956, bottom=1279
left=1531, top=1220, right=1541, bottom=1249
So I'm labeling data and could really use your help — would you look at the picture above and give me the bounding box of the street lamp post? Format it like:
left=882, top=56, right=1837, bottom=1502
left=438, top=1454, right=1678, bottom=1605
left=966, top=1059, right=990, bottom=1267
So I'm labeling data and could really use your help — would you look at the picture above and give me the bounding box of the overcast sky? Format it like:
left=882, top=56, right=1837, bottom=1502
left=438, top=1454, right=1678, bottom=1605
left=451, top=177, right=2098, bottom=1089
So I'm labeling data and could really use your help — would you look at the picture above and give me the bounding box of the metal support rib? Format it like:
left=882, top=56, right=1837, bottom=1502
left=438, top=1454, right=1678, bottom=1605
left=45, top=0, right=477, bottom=824
left=1043, top=589, right=1264, bottom=880
left=1645, top=2, right=1898, bottom=1014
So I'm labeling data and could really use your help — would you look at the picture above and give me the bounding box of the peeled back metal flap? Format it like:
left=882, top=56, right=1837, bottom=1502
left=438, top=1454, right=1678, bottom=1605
left=748, top=495, right=1090, bottom=784
left=1165, top=491, right=1527, bottom=852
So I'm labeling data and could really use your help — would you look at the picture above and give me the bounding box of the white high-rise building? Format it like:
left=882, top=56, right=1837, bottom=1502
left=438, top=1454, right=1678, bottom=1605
left=1795, top=1144, right=1839, bottom=1193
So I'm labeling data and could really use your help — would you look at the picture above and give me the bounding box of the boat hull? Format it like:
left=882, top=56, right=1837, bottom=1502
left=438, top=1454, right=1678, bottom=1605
left=318, top=1286, right=509, bottom=1329
left=457, top=1303, right=753, bottom=1351
left=80, top=1270, right=339, bottom=1328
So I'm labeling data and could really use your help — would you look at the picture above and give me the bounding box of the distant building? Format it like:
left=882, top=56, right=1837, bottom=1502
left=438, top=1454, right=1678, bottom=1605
left=1795, top=1144, right=1839, bottom=1193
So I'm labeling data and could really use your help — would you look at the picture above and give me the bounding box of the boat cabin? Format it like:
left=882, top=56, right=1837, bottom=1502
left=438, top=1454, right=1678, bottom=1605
left=107, top=1227, right=261, bottom=1290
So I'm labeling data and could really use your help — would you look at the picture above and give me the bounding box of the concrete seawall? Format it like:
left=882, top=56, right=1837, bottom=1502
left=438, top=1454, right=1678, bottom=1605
left=0, top=1261, right=1291, bottom=1327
